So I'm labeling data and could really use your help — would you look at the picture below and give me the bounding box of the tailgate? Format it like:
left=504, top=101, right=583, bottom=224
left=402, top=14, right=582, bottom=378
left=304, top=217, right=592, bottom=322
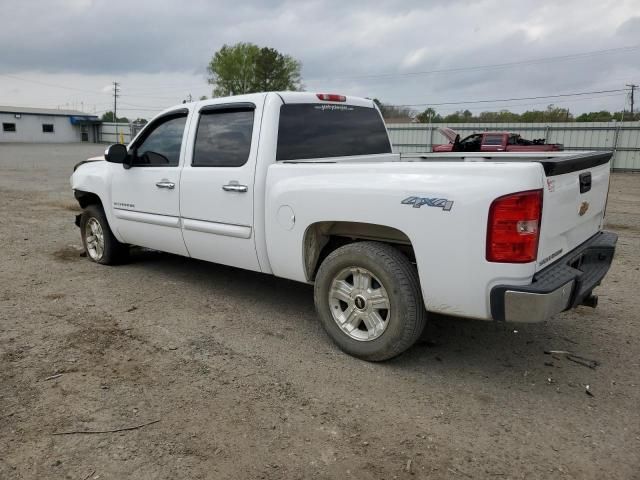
left=536, top=152, right=612, bottom=271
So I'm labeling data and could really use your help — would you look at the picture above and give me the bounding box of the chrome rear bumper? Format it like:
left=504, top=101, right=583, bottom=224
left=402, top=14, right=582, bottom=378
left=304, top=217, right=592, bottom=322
left=490, top=231, right=617, bottom=323
left=503, top=281, right=575, bottom=323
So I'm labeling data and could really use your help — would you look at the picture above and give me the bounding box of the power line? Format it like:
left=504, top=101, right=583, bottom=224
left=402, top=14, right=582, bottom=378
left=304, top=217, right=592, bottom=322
left=3, top=45, right=637, bottom=98
left=311, top=44, right=640, bottom=81
left=123, top=82, right=209, bottom=93
left=389, top=88, right=626, bottom=108
left=0, top=71, right=206, bottom=99
left=109, top=106, right=164, bottom=112
left=110, top=89, right=630, bottom=115
left=0, top=72, right=112, bottom=96
left=442, top=92, right=625, bottom=113
left=120, top=93, right=185, bottom=100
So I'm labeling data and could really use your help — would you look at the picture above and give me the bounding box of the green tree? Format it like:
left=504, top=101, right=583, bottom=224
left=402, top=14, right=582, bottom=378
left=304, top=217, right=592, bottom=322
left=207, top=42, right=302, bottom=97
left=373, top=98, right=415, bottom=122
left=253, top=47, right=302, bottom=91
left=416, top=107, right=441, bottom=123
left=442, top=110, right=466, bottom=123
left=576, top=110, right=613, bottom=122
left=101, top=111, right=129, bottom=123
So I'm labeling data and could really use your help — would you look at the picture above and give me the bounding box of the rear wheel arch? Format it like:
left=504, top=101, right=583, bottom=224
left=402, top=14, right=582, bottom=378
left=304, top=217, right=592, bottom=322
left=303, top=221, right=416, bottom=282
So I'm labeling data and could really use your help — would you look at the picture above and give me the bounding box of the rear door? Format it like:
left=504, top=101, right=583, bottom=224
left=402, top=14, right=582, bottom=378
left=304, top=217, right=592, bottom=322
left=536, top=154, right=611, bottom=270
left=179, top=100, right=263, bottom=272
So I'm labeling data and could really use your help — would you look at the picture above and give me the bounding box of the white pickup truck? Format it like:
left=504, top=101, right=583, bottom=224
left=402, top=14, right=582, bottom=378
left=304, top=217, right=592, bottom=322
left=71, top=92, right=617, bottom=361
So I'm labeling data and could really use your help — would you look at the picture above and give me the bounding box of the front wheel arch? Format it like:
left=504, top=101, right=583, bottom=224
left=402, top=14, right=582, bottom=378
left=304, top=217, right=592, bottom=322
left=74, top=190, right=103, bottom=209
left=79, top=204, right=128, bottom=265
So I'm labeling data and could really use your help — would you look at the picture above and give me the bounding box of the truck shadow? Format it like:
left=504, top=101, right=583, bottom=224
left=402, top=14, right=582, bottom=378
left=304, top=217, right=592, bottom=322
left=396, top=314, right=569, bottom=374
left=126, top=248, right=594, bottom=379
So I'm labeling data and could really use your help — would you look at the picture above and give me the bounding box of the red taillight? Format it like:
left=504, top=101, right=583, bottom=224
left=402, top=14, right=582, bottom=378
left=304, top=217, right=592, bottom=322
left=486, top=189, right=543, bottom=263
left=316, top=93, right=346, bottom=102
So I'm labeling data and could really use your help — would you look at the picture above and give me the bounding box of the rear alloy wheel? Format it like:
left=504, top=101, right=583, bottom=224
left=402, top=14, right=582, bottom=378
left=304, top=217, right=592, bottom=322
left=314, top=241, right=426, bottom=361
left=328, top=266, right=391, bottom=342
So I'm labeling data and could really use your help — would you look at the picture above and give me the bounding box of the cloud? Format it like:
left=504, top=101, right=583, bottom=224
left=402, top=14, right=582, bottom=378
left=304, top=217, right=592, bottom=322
left=616, top=16, right=640, bottom=41
left=401, top=48, right=430, bottom=69
left=0, top=0, right=638, bottom=117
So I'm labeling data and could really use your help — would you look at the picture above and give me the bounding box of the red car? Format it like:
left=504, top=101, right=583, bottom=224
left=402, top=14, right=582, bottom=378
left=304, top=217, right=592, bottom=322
left=433, top=128, right=563, bottom=152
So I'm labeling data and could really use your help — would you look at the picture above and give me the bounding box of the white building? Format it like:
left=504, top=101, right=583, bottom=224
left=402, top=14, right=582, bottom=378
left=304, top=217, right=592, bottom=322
left=0, top=106, right=101, bottom=143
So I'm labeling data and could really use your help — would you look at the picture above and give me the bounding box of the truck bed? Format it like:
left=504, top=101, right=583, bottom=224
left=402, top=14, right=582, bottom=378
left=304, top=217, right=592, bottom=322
left=401, top=151, right=612, bottom=176
left=281, top=151, right=612, bottom=176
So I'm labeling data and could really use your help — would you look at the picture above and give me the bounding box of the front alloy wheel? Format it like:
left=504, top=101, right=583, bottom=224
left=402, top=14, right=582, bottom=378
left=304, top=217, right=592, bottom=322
left=84, top=217, right=105, bottom=261
left=79, top=204, right=128, bottom=265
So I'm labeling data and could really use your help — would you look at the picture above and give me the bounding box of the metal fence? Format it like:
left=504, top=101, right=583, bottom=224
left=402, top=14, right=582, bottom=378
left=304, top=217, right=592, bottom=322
left=387, top=121, right=640, bottom=171
left=99, top=122, right=132, bottom=144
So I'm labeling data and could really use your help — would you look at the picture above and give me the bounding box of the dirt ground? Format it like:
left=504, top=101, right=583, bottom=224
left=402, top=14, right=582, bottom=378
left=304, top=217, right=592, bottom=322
left=0, top=143, right=638, bottom=480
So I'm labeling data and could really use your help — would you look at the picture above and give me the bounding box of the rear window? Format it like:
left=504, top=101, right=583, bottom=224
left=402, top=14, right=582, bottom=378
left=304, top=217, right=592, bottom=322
left=276, top=104, right=391, bottom=161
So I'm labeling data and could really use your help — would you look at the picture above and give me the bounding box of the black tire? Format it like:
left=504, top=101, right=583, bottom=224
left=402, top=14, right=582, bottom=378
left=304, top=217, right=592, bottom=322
left=314, top=241, right=427, bottom=361
left=80, top=204, right=128, bottom=265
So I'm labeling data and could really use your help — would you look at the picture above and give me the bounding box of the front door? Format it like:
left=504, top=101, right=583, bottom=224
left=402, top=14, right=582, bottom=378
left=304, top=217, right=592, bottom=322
left=179, top=101, right=261, bottom=272
left=110, top=110, right=190, bottom=256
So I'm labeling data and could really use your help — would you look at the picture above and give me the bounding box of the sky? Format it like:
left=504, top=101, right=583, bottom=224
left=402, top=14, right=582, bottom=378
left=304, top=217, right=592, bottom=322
left=1, top=0, right=639, bottom=120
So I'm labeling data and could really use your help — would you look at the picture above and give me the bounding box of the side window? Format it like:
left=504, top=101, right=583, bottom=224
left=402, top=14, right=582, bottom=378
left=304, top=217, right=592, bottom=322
left=483, top=134, right=504, bottom=146
left=192, top=108, right=254, bottom=167
left=460, top=134, right=481, bottom=146
left=132, top=114, right=187, bottom=167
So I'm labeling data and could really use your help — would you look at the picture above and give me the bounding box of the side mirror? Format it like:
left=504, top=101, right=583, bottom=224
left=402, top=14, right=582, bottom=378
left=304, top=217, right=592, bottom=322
left=104, top=143, right=128, bottom=164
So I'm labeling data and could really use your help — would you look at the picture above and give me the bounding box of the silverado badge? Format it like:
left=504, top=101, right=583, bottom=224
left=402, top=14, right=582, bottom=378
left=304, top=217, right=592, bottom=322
left=579, top=201, right=589, bottom=216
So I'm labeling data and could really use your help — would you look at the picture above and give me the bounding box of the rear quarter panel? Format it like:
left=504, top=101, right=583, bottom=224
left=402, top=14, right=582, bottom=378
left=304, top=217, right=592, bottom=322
left=265, top=161, right=545, bottom=320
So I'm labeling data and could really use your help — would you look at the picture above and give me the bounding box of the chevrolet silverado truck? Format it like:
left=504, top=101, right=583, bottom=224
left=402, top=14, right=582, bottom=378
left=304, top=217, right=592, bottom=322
left=433, top=127, right=563, bottom=153
left=71, top=92, right=616, bottom=361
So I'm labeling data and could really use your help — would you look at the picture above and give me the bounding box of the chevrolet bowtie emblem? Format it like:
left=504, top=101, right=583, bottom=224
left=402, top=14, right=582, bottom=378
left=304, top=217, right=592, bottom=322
left=579, top=201, right=590, bottom=216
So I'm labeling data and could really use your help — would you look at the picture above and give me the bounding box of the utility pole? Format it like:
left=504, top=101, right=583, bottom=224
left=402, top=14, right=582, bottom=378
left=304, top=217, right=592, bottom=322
left=626, top=84, right=638, bottom=116
left=113, top=81, right=120, bottom=140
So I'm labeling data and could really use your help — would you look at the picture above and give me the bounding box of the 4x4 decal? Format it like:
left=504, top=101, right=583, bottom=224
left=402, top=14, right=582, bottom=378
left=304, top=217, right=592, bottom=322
left=401, top=196, right=454, bottom=211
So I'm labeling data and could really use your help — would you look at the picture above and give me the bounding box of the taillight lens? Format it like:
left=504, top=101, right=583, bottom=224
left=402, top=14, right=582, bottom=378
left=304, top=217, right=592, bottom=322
left=486, top=189, right=543, bottom=263
left=316, top=93, right=346, bottom=102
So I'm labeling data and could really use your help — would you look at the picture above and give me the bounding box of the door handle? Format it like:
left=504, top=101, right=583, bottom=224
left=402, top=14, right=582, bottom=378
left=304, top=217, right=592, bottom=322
left=222, top=184, right=248, bottom=193
left=155, top=181, right=175, bottom=189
